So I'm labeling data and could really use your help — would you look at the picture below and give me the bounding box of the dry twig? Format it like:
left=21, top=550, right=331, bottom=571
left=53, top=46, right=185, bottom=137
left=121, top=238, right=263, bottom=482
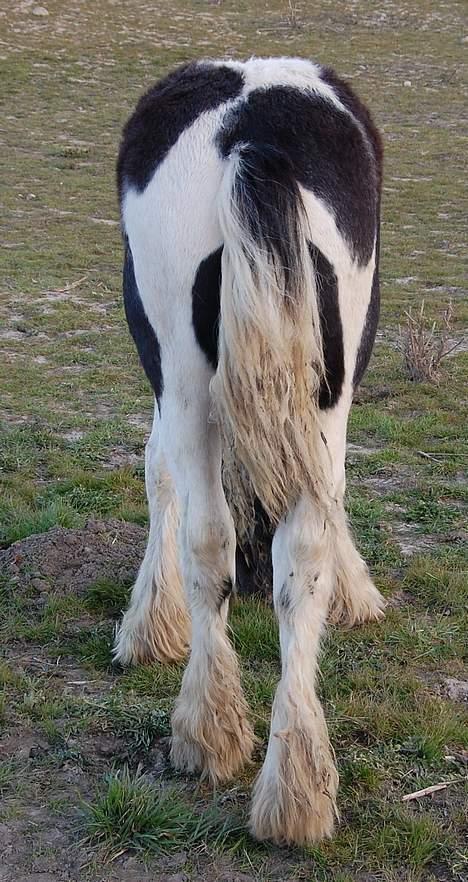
left=402, top=779, right=464, bottom=802
left=45, top=275, right=88, bottom=296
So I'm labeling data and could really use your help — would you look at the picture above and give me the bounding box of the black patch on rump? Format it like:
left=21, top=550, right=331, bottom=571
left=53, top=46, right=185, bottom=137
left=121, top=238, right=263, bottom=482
left=117, top=62, right=244, bottom=199
left=319, top=66, right=383, bottom=388
left=319, top=66, right=383, bottom=191
left=217, top=83, right=380, bottom=266
left=309, top=245, right=344, bottom=409
left=228, top=141, right=310, bottom=302
left=192, top=247, right=223, bottom=369
left=191, top=245, right=344, bottom=409
left=123, top=240, right=163, bottom=404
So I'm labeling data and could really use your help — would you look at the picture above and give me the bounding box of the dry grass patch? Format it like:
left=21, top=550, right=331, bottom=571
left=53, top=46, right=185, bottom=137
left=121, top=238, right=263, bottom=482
left=398, top=300, right=464, bottom=383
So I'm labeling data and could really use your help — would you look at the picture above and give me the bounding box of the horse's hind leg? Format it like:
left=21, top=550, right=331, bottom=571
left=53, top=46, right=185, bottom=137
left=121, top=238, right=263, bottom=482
left=160, top=350, right=254, bottom=782
left=250, top=495, right=338, bottom=845
left=114, top=404, right=190, bottom=665
left=321, top=399, right=386, bottom=627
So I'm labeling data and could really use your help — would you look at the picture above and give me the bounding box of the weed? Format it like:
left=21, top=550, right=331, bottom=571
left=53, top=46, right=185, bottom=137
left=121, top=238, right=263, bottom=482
left=84, top=578, right=131, bottom=616
left=84, top=766, right=246, bottom=857
left=398, top=300, right=463, bottom=383
left=64, top=625, right=114, bottom=670
left=287, top=1, right=300, bottom=29
left=0, top=759, right=19, bottom=796
left=93, top=695, right=171, bottom=750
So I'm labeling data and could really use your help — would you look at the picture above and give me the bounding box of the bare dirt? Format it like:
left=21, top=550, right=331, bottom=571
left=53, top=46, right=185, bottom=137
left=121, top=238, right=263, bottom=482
left=0, top=519, right=146, bottom=596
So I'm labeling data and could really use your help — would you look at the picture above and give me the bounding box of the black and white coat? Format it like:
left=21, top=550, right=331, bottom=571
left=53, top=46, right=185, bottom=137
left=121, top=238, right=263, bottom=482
left=114, top=57, right=385, bottom=846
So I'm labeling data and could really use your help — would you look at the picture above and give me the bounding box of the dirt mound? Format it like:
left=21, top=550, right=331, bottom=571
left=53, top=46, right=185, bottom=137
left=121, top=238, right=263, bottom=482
left=0, top=519, right=147, bottom=595
left=1, top=518, right=269, bottom=599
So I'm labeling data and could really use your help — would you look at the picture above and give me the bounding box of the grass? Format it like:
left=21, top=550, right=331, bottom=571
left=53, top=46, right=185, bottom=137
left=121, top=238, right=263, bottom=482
left=84, top=766, right=247, bottom=858
left=398, top=299, right=462, bottom=384
left=0, top=759, right=20, bottom=796
left=0, top=0, right=467, bottom=879
left=63, top=624, right=115, bottom=671
left=93, top=695, right=171, bottom=751
left=403, top=551, right=468, bottom=613
left=84, top=578, right=132, bottom=616
left=230, top=597, right=279, bottom=662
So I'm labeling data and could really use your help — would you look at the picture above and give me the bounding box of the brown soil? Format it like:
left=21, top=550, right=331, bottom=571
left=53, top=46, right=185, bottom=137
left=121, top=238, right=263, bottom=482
left=0, top=519, right=147, bottom=596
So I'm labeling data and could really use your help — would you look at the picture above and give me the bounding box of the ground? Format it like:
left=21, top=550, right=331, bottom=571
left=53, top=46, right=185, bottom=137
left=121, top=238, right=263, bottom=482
left=0, top=1, right=467, bottom=880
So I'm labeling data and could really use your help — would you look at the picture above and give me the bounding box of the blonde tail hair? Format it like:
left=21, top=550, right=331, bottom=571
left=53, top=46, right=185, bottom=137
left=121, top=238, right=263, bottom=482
left=210, top=143, right=331, bottom=528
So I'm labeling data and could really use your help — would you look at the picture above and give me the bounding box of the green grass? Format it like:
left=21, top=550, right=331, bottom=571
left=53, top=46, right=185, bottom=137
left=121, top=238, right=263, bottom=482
left=84, top=578, right=131, bottom=616
left=93, top=695, right=171, bottom=751
left=118, top=662, right=184, bottom=698
left=403, top=551, right=468, bottom=613
left=84, top=766, right=247, bottom=858
left=0, top=759, right=20, bottom=796
left=63, top=624, right=115, bottom=671
left=0, top=496, right=84, bottom=546
left=230, top=597, right=279, bottom=662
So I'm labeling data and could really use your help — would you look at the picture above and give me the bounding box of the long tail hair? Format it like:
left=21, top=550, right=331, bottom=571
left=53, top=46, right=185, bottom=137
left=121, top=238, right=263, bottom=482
left=210, top=143, right=331, bottom=529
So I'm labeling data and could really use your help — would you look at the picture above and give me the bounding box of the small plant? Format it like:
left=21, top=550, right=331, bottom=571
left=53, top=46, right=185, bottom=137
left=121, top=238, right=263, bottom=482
left=398, top=300, right=463, bottom=383
left=287, top=0, right=300, bottom=29
left=94, top=695, right=170, bottom=750
left=64, top=624, right=114, bottom=670
left=84, top=766, right=246, bottom=858
left=84, top=767, right=193, bottom=856
left=84, top=578, right=130, bottom=616
left=0, top=759, right=18, bottom=796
